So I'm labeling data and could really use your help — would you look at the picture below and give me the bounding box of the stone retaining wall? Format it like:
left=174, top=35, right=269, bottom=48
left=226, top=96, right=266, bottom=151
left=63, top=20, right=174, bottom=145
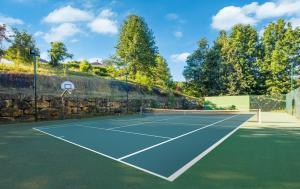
left=0, top=73, right=202, bottom=123
left=0, top=93, right=200, bottom=123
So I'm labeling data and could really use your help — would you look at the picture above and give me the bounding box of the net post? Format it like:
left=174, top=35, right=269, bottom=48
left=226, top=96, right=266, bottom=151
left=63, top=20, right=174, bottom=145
left=258, top=108, right=262, bottom=124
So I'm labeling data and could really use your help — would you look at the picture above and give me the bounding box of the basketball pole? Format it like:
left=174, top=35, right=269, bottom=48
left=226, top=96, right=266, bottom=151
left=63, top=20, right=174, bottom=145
left=125, top=71, right=129, bottom=113
left=34, top=54, right=37, bottom=121
left=30, top=48, right=39, bottom=122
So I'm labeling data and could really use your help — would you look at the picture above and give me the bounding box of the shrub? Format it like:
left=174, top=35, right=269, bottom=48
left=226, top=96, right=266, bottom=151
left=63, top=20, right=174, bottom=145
left=79, top=60, right=92, bottom=72
left=66, top=60, right=80, bottom=69
left=93, top=67, right=109, bottom=76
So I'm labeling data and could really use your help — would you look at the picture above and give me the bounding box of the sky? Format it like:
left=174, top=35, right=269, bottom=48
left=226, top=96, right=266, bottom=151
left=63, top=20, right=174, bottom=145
left=1, top=0, right=300, bottom=81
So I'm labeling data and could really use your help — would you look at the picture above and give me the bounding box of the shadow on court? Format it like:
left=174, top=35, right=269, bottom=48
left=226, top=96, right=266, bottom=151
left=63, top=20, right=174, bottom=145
left=0, top=115, right=300, bottom=189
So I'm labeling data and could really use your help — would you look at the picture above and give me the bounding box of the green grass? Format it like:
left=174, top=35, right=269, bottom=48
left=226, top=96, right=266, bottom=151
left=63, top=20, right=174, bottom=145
left=0, top=62, right=99, bottom=78
left=0, top=120, right=300, bottom=189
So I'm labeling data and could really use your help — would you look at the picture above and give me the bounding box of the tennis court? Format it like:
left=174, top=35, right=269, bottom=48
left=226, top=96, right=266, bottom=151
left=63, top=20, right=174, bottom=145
left=33, top=109, right=258, bottom=181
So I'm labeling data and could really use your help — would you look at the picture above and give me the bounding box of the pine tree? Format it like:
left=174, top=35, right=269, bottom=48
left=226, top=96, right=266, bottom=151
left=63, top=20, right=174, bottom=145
left=116, top=15, right=158, bottom=80
left=155, top=55, right=172, bottom=88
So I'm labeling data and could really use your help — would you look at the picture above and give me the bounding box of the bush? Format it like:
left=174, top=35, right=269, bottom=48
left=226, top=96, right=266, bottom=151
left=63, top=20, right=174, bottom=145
left=92, top=67, right=109, bottom=76
left=79, top=60, right=92, bottom=72
left=66, top=60, right=80, bottom=69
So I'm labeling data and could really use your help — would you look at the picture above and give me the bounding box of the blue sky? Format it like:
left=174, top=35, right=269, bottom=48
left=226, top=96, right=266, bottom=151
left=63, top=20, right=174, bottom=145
left=1, top=0, right=300, bottom=81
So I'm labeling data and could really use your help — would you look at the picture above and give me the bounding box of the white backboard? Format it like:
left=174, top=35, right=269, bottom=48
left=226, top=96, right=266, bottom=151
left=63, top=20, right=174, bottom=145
left=61, top=81, right=75, bottom=90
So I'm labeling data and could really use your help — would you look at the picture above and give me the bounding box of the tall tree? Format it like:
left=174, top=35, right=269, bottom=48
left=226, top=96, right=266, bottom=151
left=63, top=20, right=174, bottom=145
left=258, top=19, right=300, bottom=94
left=155, top=55, right=172, bottom=88
left=183, top=38, right=210, bottom=97
left=4, top=28, right=37, bottom=65
left=116, top=15, right=158, bottom=80
left=0, top=24, right=10, bottom=62
left=48, top=42, right=73, bottom=66
left=222, top=24, right=259, bottom=95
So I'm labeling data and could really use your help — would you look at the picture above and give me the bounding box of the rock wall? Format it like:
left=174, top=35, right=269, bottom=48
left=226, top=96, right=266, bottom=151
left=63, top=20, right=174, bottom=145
left=0, top=73, right=202, bottom=123
left=0, top=93, right=200, bottom=123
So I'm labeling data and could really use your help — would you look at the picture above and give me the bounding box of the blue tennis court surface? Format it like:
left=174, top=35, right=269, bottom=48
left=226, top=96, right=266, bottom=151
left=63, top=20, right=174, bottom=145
left=33, top=113, right=254, bottom=181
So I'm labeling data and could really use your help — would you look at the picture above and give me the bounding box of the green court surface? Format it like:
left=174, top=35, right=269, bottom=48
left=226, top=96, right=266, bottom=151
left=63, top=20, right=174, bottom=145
left=32, top=113, right=253, bottom=181
left=1, top=112, right=300, bottom=189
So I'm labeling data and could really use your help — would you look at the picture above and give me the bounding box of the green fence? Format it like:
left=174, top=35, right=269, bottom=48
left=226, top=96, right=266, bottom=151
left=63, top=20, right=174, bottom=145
left=204, top=96, right=249, bottom=110
left=204, top=95, right=286, bottom=112
left=286, top=87, right=300, bottom=118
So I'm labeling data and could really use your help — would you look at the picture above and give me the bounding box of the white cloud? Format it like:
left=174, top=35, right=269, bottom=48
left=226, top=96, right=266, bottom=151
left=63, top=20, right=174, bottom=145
left=170, top=53, right=190, bottom=63
left=99, top=9, right=116, bottom=18
left=43, top=23, right=81, bottom=43
left=0, top=15, right=23, bottom=25
left=40, top=52, right=49, bottom=61
left=212, top=5, right=257, bottom=30
left=289, top=17, right=300, bottom=28
left=88, top=9, right=118, bottom=35
left=212, top=0, right=300, bottom=30
left=256, top=1, right=300, bottom=19
left=43, top=5, right=93, bottom=23
left=174, top=31, right=183, bottom=39
left=34, top=31, right=44, bottom=37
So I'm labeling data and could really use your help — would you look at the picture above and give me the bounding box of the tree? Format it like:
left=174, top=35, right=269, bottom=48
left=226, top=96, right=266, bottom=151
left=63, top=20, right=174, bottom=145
left=155, top=55, right=172, bottom=88
left=222, top=24, right=259, bottom=95
left=4, top=28, right=37, bottom=65
left=116, top=15, right=158, bottom=80
left=79, top=60, right=92, bottom=72
left=259, top=19, right=300, bottom=94
left=0, top=24, right=10, bottom=62
left=183, top=38, right=210, bottom=97
left=48, top=42, right=72, bottom=66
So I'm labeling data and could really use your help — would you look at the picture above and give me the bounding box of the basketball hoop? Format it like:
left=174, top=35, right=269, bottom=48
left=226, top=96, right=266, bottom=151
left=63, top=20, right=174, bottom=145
left=60, top=81, right=75, bottom=119
left=61, top=81, right=75, bottom=95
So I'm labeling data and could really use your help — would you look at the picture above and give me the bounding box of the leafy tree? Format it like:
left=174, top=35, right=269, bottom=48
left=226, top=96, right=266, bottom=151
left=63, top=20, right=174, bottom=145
left=4, top=28, right=37, bottom=65
left=0, top=24, right=10, bottom=62
left=182, top=19, right=299, bottom=97
left=135, top=71, right=153, bottom=86
left=93, top=67, right=108, bottom=76
left=259, top=19, right=300, bottom=94
left=222, top=24, right=259, bottom=95
left=66, top=60, right=80, bottom=69
left=79, top=60, right=92, bottom=72
left=103, top=56, right=127, bottom=79
left=116, top=14, right=158, bottom=80
left=155, top=55, right=172, bottom=88
left=183, top=38, right=210, bottom=97
left=48, top=42, right=72, bottom=66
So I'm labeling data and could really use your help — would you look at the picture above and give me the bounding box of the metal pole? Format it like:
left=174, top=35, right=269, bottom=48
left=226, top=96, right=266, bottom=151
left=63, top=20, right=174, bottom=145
left=33, top=55, right=38, bottom=121
left=126, top=72, right=129, bottom=113
left=290, top=55, right=295, bottom=115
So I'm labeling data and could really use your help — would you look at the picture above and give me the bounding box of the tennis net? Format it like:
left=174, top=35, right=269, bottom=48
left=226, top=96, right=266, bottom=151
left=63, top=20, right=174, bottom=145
left=143, top=108, right=261, bottom=123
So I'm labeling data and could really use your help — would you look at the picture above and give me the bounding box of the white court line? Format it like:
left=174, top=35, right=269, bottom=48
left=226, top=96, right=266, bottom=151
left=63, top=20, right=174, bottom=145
left=118, top=114, right=239, bottom=160
left=106, top=117, right=176, bottom=131
left=32, top=127, right=171, bottom=181
left=39, top=124, right=75, bottom=130
left=146, top=121, right=208, bottom=126
left=76, top=124, right=171, bottom=139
